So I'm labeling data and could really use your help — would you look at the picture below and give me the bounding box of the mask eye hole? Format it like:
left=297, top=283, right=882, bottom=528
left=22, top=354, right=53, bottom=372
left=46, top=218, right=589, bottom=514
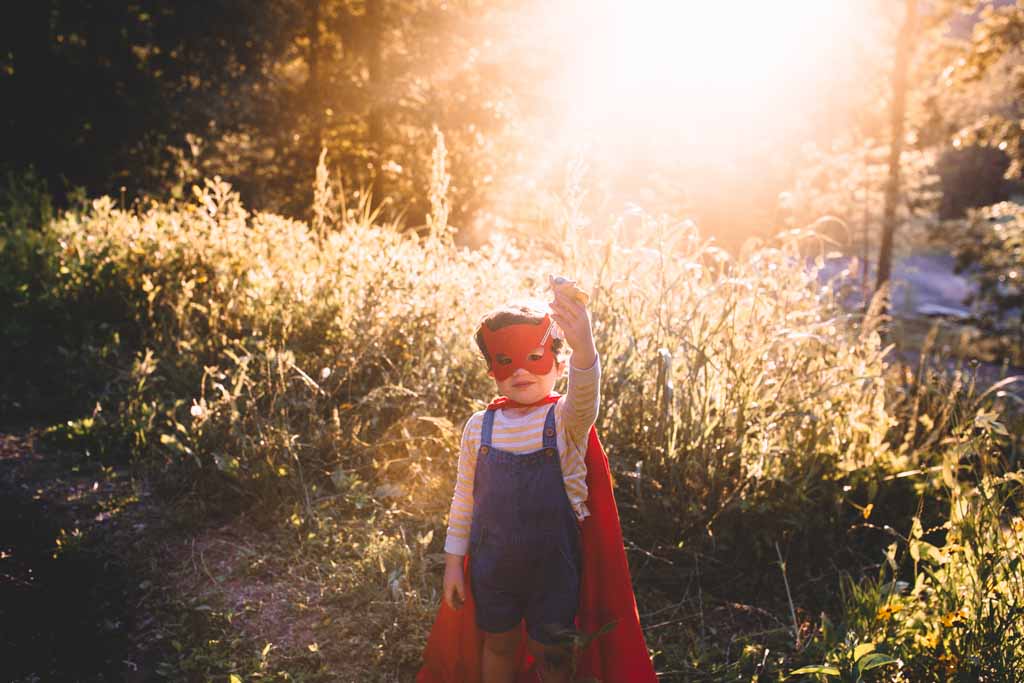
left=495, top=354, right=512, bottom=366
left=528, top=352, right=544, bottom=362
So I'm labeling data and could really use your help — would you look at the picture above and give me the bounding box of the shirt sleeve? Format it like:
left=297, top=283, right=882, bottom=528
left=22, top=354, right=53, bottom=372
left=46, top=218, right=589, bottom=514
left=563, top=354, right=601, bottom=444
left=443, top=413, right=481, bottom=556
left=559, top=354, right=600, bottom=521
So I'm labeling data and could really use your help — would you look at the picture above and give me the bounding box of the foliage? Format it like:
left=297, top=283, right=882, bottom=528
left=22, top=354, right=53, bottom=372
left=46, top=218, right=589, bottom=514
left=0, top=0, right=538, bottom=229
left=0, top=167, right=54, bottom=234
left=585, top=221, right=897, bottom=559
left=791, top=137, right=941, bottom=260
left=0, top=169, right=117, bottom=425
left=795, top=470, right=1024, bottom=682
left=7, top=163, right=907, bottom=547
left=951, top=201, right=1024, bottom=333
left=932, top=2, right=1024, bottom=180
left=789, top=355, right=1024, bottom=682
left=5, top=164, right=1024, bottom=676
left=934, top=145, right=1015, bottom=219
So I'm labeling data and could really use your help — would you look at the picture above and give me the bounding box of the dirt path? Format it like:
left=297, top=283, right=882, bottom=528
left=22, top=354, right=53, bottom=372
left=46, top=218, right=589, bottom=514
left=0, top=424, right=446, bottom=682
left=0, top=432, right=162, bottom=682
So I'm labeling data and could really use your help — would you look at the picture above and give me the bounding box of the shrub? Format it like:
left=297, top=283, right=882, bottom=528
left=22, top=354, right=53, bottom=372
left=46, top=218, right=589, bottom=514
left=952, top=201, right=1024, bottom=337
left=583, top=220, right=892, bottom=559
left=15, top=179, right=898, bottom=576
left=791, top=396, right=1024, bottom=682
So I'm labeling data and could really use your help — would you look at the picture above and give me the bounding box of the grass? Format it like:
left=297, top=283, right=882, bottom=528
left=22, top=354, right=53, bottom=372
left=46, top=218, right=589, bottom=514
left=1, top=147, right=1023, bottom=679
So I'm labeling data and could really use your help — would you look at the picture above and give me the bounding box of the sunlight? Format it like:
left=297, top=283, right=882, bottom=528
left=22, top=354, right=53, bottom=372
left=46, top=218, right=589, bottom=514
left=552, top=0, right=873, bottom=153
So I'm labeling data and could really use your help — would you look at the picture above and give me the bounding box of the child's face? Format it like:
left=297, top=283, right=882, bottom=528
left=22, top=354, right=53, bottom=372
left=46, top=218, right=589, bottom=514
left=489, top=344, right=565, bottom=404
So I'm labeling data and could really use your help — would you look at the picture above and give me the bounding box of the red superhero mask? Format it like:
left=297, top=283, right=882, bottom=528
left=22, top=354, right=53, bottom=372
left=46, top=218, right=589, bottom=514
left=480, top=316, right=556, bottom=380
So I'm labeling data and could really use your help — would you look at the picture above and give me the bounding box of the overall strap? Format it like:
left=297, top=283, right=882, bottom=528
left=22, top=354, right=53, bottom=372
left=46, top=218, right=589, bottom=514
left=480, top=408, right=497, bottom=450
left=541, top=404, right=558, bottom=450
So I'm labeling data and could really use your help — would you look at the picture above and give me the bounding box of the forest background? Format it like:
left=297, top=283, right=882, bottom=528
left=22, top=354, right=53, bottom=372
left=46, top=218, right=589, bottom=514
left=3, top=0, right=1024, bottom=681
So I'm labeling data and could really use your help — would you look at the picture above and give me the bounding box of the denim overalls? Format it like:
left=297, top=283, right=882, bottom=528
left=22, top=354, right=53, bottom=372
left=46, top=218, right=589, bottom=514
left=468, top=404, right=582, bottom=645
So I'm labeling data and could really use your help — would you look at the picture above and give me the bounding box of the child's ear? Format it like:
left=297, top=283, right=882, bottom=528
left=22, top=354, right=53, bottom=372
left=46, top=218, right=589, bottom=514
left=487, top=368, right=496, bottom=379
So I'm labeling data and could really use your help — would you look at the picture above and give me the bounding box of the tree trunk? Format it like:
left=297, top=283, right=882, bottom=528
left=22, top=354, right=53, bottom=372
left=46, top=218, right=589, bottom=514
left=875, top=0, right=919, bottom=296
left=862, top=148, right=871, bottom=294
left=307, top=0, right=323, bottom=170
left=366, top=0, right=384, bottom=194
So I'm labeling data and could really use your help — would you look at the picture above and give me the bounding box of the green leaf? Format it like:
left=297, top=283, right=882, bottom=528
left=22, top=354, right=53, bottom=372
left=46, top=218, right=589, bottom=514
left=852, top=642, right=876, bottom=660
left=884, top=542, right=898, bottom=571
left=917, top=540, right=946, bottom=565
left=788, top=665, right=840, bottom=677
left=857, top=652, right=899, bottom=671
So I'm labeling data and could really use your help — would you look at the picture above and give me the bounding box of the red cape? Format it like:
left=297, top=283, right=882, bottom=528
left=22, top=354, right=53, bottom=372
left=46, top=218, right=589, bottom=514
left=417, top=396, right=657, bottom=682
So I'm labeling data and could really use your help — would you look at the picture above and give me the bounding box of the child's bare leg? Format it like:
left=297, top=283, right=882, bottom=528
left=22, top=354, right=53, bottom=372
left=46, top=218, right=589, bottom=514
left=482, top=628, right=520, bottom=683
left=527, top=637, right=571, bottom=683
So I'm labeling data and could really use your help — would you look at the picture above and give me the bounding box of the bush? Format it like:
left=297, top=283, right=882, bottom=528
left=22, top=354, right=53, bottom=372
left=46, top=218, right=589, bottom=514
left=952, top=201, right=1024, bottom=336
left=12, top=167, right=898, bottom=547
left=8, top=166, right=1024, bottom=677
left=789, top=371, right=1024, bottom=682
left=796, top=471, right=1024, bottom=682
left=577, top=220, right=895, bottom=563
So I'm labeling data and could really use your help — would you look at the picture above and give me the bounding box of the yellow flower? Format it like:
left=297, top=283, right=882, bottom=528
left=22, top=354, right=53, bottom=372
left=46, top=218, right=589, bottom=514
left=862, top=503, right=874, bottom=520
left=876, top=603, right=903, bottom=621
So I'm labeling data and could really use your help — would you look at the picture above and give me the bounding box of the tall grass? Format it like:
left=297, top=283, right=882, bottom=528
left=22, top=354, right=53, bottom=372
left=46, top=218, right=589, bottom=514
left=584, top=217, right=893, bottom=554
left=4, top=151, right=1022, bottom=677
left=13, top=156, right=896, bottom=542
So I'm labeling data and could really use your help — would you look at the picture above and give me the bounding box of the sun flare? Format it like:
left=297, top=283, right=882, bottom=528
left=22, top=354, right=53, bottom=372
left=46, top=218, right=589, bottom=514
left=549, top=1, right=875, bottom=154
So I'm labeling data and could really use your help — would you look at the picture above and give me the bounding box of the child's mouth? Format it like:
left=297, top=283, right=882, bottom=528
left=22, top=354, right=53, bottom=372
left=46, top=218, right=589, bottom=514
left=512, top=381, right=533, bottom=389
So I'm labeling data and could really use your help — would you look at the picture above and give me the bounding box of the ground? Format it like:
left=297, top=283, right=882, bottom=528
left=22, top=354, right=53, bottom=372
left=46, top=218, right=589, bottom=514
left=1, top=431, right=158, bottom=682
left=0, top=430, right=436, bottom=682
left=0, top=422, right=918, bottom=681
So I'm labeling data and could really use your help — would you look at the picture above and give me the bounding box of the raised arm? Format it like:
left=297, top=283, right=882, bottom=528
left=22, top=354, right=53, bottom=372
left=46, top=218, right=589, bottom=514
left=550, top=277, right=600, bottom=442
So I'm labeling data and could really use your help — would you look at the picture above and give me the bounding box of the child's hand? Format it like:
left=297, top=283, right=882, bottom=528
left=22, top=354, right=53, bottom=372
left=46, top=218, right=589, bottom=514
left=443, top=554, right=466, bottom=610
left=549, top=276, right=597, bottom=369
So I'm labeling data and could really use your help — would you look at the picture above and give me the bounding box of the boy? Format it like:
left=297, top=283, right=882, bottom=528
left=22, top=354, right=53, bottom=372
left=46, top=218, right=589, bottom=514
left=418, top=278, right=656, bottom=683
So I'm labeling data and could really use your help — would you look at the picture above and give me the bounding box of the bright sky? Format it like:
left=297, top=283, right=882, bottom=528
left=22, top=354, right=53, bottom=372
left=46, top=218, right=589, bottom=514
left=557, top=0, right=881, bottom=154
left=491, top=0, right=888, bottom=239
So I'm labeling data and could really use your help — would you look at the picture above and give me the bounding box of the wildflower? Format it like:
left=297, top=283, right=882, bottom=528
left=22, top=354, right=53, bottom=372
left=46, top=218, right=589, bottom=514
left=876, top=603, right=903, bottom=621
left=862, top=503, right=874, bottom=520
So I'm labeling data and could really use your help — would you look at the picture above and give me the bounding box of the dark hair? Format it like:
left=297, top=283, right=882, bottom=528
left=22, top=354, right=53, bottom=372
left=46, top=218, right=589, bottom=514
left=474, top=303, right=564, bottom=366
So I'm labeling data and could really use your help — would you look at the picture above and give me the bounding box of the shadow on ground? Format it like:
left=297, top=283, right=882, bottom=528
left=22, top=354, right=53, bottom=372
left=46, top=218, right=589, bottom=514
left=0, top=434, right=155, bottom=682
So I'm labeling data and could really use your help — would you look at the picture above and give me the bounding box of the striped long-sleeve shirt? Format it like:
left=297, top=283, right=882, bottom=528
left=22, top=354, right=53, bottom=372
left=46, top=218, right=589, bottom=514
left=443, top=357, right=601, bottom=556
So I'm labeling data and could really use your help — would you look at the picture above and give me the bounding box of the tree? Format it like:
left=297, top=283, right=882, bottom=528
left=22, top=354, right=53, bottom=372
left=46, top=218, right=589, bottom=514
left=876, top=0, right=920, bottom=294
left=0, top=0, right=542, bottom=233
